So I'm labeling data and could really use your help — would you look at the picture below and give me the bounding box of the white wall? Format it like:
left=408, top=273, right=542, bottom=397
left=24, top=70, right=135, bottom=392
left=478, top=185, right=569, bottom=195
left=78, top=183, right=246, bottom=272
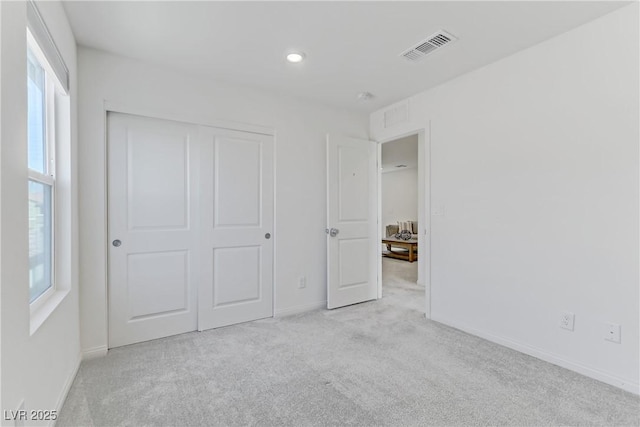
left=381, top=168, right=418, bottom=236
left=0, top=0, right=4, bottom=410
left=371, top=4, right=639, bottom=393
left=77, top=48, right=369, bottom=355
left=0, top=0, right=80, bottom=423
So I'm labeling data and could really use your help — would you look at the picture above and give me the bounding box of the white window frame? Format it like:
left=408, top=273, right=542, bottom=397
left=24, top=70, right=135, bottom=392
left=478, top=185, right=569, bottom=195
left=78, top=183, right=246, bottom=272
left=27, top=29, right=61, bottom=316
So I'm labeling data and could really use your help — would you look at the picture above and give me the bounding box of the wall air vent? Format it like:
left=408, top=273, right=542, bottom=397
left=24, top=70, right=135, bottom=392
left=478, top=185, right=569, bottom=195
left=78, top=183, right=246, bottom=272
left=401, top=30, right=457, bottom=63
left=383, top=101, right=409, bottom=129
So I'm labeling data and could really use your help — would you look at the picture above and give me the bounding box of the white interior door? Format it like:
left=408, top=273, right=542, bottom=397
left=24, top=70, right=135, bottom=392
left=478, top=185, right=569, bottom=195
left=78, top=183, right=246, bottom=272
left=326, top=134, right=378, bottom=309
left=197, top=126, right=274, bottom=330
left=108, top=113, right=199, bottom=348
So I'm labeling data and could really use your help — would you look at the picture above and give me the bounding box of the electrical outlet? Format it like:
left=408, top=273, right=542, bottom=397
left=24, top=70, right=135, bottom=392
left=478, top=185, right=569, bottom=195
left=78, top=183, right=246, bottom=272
left=298, top=276, right=306, bottom=289
left=605, top=322, right=621, bottom=343
left=559, top=311, right=575, bottom=331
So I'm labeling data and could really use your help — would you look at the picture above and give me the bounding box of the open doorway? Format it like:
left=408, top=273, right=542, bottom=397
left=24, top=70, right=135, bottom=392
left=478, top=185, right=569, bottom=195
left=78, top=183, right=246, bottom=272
left=375, top=128, right=430, bottom=318
left=325, top=129, right=429, bottom=315
left=379, top=135, right=422, bottom=309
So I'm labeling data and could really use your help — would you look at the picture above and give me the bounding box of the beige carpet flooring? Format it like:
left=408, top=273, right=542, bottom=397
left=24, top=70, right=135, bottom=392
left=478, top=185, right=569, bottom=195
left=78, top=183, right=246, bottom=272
left=57, top=258, right=640, bottom=426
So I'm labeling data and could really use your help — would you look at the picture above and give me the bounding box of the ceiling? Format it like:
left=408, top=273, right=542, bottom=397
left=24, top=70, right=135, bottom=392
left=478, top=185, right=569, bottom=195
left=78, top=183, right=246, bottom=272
left=381, top=135, right=418, bottom=173
left=62, top=1, right=630, bottom=113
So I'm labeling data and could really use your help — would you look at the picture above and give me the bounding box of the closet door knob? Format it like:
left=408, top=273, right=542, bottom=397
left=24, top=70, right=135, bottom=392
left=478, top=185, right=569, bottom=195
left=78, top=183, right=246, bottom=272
left=326, top=228, right=339, bottom=237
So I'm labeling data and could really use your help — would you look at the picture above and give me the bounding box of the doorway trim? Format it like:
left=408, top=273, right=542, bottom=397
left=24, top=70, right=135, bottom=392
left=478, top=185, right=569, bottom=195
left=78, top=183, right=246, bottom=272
left=376, top=123, right=431, bottom=318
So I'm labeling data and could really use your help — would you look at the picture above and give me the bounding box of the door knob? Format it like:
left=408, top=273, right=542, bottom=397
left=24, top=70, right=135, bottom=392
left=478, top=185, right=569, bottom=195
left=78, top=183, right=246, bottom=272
left=265, top=233, right=271, bottom=239
left=326, top=228, right=339, bottom=237
left=112, top=239, right=122, bottom=247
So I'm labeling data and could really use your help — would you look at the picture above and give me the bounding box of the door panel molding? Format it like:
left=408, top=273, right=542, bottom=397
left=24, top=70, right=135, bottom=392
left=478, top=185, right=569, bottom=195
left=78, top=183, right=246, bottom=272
left=198, top=126, right=274, bottom=331
left=327, top=134, right=378, bottom=309
left=108, top=112, right=199, bottom=348
left=107, top=112, right=274, bottom=347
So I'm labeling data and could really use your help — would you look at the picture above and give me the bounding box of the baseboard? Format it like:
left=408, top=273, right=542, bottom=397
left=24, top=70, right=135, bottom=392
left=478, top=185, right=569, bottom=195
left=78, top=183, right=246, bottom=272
left=274, top=301, right=326, bottom=317
left=82, top=345, right=108, bottom=360
left=431, top=314, right=640, bottom=395
left=53, top=353, right=82, bottom=425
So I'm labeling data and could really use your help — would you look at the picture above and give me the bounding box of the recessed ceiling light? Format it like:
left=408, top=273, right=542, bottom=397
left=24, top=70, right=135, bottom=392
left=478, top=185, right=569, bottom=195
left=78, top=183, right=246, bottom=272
left=286, top=52, right=305, bottom=63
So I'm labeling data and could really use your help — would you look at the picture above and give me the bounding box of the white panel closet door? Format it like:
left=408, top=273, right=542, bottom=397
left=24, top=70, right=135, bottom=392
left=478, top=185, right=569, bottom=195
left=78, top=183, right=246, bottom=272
left=326, top=134, right=378, bottom=309
left=198, top=126, right=274, bottom=330
left=108, top=113, right=199, bottom=348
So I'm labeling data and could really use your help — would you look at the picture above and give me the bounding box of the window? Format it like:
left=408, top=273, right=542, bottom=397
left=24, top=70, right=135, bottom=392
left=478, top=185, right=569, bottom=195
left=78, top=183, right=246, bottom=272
left=27, top=32, right=63, bottom=305
left=26, top=2, right=71, bottom=332
left=27, top=43, right=55, bottom=303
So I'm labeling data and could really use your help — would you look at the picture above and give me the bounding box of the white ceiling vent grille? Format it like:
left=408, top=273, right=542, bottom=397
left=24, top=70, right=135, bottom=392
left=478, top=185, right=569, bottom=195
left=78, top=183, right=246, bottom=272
left=401, top=30, right=457, bottom=63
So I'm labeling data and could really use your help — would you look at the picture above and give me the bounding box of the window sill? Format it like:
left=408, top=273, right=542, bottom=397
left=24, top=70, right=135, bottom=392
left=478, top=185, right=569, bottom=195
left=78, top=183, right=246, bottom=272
left=30, top=288, right=70, bottom=336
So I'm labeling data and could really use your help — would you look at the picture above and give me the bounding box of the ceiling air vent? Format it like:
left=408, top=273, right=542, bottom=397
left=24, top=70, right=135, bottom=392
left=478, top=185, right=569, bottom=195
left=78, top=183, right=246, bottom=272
left=401, top=30, right=457, bottom=63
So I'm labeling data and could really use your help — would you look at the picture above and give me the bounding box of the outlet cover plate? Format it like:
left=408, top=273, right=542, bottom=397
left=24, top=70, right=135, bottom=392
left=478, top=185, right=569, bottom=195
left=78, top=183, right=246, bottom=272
left=605, top=322, right=621, bottom=343
left=559, top=311, right=575, bottom=331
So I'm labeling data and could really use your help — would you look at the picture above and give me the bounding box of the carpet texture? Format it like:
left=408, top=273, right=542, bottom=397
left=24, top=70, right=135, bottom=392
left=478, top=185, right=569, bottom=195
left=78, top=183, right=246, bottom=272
left=58, top=258, right=639, bottom=426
